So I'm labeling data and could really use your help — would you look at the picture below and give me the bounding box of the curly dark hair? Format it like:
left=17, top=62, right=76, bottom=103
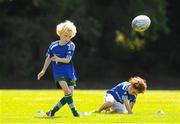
left=128, top=76, right=147, bottom=93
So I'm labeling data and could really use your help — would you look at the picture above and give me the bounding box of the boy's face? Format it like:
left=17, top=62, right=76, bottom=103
left=128, top=85, right=139, bottom=96
left=60, top=32, right=72, bottom=43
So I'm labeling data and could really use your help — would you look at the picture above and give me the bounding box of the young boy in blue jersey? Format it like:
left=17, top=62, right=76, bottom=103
left=96, top=76, right=147, bottom=114
left=37, top=20, right=79, bottom=117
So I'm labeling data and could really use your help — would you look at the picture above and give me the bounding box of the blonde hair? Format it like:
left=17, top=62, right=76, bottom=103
left=128, top=76, right=147, bottom=93
left=56, top=20, right=77, bottom=38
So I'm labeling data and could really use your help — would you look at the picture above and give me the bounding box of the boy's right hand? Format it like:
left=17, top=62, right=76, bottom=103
left=37, top=70, right=45, bottom=80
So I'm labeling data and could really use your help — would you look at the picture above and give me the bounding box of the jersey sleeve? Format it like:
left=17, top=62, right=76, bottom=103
left=46, top=48, right=53, bottom=57
left=122, top=94, right=128, bottom=101
left=46, top=42, right=54, bottom=57
left=129, top=95, right=136, bottom=104
left=66, top=43, right=75, bottom=60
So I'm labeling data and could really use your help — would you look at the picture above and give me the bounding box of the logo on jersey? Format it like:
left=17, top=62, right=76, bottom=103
left=68, top=51, right=72, bottom=54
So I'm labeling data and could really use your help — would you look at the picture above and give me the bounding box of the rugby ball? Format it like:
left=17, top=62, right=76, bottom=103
left=131, top=15, right=151, bottom=32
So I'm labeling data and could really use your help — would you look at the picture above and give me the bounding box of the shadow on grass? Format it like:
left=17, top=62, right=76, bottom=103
left=34, top=116, right=62, bottom=119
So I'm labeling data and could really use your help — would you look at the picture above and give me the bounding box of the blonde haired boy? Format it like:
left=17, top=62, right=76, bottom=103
left=37, top=20, right=79, bottom=117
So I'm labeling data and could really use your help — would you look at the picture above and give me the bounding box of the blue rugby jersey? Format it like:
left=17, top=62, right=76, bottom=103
left=107, top=81, right=136, bottom=104
left=46, top=40, right=77, bottom=80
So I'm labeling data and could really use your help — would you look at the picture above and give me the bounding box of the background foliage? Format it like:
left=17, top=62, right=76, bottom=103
left=0, top=0, right=180, bottom=88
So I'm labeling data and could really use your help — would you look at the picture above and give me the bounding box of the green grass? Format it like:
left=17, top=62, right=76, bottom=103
left=0, top=90, right=180, bottom=123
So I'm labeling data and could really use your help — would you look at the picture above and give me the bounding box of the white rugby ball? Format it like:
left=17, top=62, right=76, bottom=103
left=131, top=15, right=151, bottom=32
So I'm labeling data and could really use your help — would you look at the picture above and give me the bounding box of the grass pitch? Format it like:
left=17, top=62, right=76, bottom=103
left=0, top=90, right=180, bottom=123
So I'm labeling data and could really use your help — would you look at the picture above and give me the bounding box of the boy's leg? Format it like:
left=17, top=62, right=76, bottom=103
left=97, top=93, right=114, bottom=113
left=112, top=102, right=126, bottom=114
left=59, top=81, right=79, bottom=117
left=50, top=96, right=67, bottom=114
left=46, top=80, right=68, bottom=117
left=46, top=92, right=67, bottom=117
left=97, top=101, right=113, bottom=112
left=105, top=108, right=111, bottom=113
left=64, top=94, right=79, bottom=116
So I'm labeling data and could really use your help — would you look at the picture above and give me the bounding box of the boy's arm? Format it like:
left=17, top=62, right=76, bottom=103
left=124, top=100, right=133, bottom=114
left=37, top=55, right=51, bottom=80
left=130, top=103, right=134, bottom=109
left=51, top=55, right=70, bottom=64
left=41, top=55, right=51, bottom=72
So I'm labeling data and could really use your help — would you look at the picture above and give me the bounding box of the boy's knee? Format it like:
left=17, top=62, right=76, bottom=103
left=58, top=81, right=72, bottom=95
left=64, top=90, right=72, bottom=95
left=106, top=101, right=114, bottom=105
